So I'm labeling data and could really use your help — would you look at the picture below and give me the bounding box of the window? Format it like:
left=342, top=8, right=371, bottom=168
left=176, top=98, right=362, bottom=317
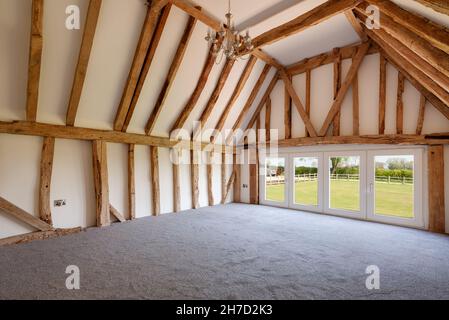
left=264, top=157, right=286, bottom=204
left=293, top=156, right=319, bottom=207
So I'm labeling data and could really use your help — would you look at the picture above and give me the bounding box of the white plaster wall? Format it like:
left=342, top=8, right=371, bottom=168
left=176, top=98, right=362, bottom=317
left=159, top=147, right=174, bottom=214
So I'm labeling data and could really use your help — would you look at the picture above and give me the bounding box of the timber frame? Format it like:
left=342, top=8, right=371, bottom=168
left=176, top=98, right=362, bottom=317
left=2, top=0, right=449, bottom=246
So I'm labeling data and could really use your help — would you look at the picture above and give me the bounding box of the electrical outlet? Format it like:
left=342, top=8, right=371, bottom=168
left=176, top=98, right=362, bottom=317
left=243, top=184, right=248, bottom=188
left=54, top=199, right=67, bottom=207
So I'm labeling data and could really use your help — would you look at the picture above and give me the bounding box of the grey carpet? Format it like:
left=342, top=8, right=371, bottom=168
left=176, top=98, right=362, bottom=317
left=1, top=204, right=449, bottom=300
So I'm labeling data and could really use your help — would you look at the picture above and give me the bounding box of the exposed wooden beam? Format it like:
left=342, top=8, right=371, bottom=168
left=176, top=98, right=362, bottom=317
left=245, top=73, right=278, bottom=133
left=191, top=150, right=199, bottom=209
left=319, top=42, right=370, bottom=136
left=212, top=56, right=258, bottom=142
left=172, top=0, right=220, bottom=30
left=266, top=96, right=272, bottom=142
left=378, top=53, right=387, bottom=134
left=150, top=146, right=160, bottom=216
left=172, top=149, right=181, bottom=213
left=416, top=95, right=426, bottom=136
left=194, top=58, right=235, bottom=137
left=332, top=48, right=342, bottom=136
left=249, top=147, right=259, bottom=204
left=145, top=14, right=198, bottom=135
left=305, top=69, right=311, bottom=137
left=428, top=145, right=446, bottom=233
left=122, top=4, right=172, bottom=132
left=364, top=28, right=449, bottom=110
left=366, top=0, right=449, bottom=55
left=39, top=137, right=54, bottom=225
left=233, top=153, right=241, bottom=203
left=0, top=196, right=53, bottom=231
left=171, top=36, right=222, bottom=135
left=128, top=144, right=136, bottom=220
left=396, top=72, right=405, bottom=135
left=66, top=0, right=102, bottom=126
left=221, top=152, right=226, bottom=202
left=221, top=170, right=235, bottom=204
left=280, top=69, right=317, bottom=137
left=414, top=0, right=449, bottom=15
left=227, top=64, right=272, bottom=144
left=110, top=204, right=126, bottom=223
left=92, top=140, right=110, bottom=227
left=241, top=0, right=362, bottom=55
left=0, top=121, right=232, bottom=153
left=251, top=49, right=284, bottom=70
left=0, top=228, right=81, bottom=247
left=207, top=152, right=214, bottom=206
left=382, top=49, right=449, bottom=122
left=286, top=42, right=379, bottom=75
left=345, top=9, right=366, bottom=40
left=256, top=134, right=449, bottom=149
left=355, top=5, right=449, bottom=86
left=26, top=0, right=44, bottom=122
left=352, top=65, right=360, bottom=136
left=284, top=74, right=292, bottom=139
left=114, top=0, right=168, bottom=131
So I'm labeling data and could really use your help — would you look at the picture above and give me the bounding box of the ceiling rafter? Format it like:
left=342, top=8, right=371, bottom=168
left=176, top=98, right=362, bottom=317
left=365, top=0, right=449, bottom=55
left=26, top=0, right=44, bottom=122
left=145, top=14, right=198, bottom=135
left=413, top=0, right=449, bottom=17
left=170, top=36, right=223, bottom=135
left=239, top=0, right=363, bottom=56
left=113, top=0, right=169, bottom=131
left=121, top=3, right=172, bottom=132
left=355, top=3, right=449, bottom=82
left=225, top=64, right=272, bottom=144
left=66, top=0, right=102, bottom=127
left=344, top=9, right=367, bottom=41
left=211, top=56, right=258, bottom=143
left=193, top=58, right=236, bottom=138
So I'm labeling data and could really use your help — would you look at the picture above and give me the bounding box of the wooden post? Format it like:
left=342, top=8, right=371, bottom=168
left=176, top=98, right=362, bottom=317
left=396, top=72, right=405, bottom=134
left=379, top=53, right=387, bottom=134
left=284, top=75, right=292, bottom=139
left=191, top=150, right=200, bottom=209
left=428, top=145, right=445, bottom=233
left=172, top=148, right=181, bottom=213
left=207, top=152, right=214, bottom=206
left=249, top=146, right=259, bottom=205
left=352, top=68, right=360, bottom=136
left=92, top=140, right=110, bottom=227
left=128, top=144, right=136, bottom=220
left=305, top=69, right=311, bottom=137
left=416, top=94, right=426, bottom=135
left=39, top=137, right=55, bottom=225
left=221, top=152, right=226, bottom=201
left=233, top=153, right=241, bottom=203
left=265, top=96, right=271, bottom=142
left=332, top=48, right=342, bottom=136
left=150, top=146, right=160, bottom=216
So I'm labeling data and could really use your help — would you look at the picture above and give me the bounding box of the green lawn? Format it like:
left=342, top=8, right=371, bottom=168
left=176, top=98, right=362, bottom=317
left=266, top=180, right=413, bottom=218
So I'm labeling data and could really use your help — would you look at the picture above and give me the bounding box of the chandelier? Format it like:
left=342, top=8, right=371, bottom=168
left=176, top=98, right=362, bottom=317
left=205, top=0, right=254, bottom=63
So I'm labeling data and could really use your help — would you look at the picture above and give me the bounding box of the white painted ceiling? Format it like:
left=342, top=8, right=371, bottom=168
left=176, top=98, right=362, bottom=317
left=0, top=0, right=447, bottom=142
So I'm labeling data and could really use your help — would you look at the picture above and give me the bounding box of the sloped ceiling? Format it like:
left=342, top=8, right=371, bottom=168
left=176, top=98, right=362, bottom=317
left=0, top=0, right=448, bottom=142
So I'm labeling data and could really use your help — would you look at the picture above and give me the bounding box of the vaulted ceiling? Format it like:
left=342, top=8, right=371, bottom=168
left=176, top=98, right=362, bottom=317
left=0, top=0, right=448, bottom=144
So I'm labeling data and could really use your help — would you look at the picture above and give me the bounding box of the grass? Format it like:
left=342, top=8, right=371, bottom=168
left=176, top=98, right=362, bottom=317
left=266, top=180, right=413, bottom=218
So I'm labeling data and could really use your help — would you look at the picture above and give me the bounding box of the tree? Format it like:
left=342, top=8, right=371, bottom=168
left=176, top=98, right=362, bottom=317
left=330, top=157, right=348, bottom=174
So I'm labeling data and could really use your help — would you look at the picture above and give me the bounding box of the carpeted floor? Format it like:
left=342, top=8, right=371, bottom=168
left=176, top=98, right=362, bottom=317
left=1, top=203, right=449, bottom=300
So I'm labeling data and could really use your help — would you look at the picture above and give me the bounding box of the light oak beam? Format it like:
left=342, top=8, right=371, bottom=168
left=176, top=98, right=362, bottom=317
left=379, top=53, right=387, bottom=134
left=332, top=48, right=342, bottom=136
left=414, top=0, right=449, bottom=15
left=110, top=204, right=126, bottom=223
left=145, top=14, right=198, bottom=135
left=416, top=95, right=426, bottom=136
left=266, top=96, right=272, bottom=142
left=207, top=152, right=214, bottom=206
left=128, top=144, right=136, bottom=220
left=0, top=228, right=81, bottom=247
left=428, top=145, right=446, bottom=233
left=26, top=0, right=44, bottom=122
left=66, top=0, right=102, bottom=126
left=114, top=0, right=168, bottom=131
left=0, top=196, right=53, bottom=231
left=150, top=146, right=160, bottom=216
left=92, top=140, right=110, bottom=227
left=122, top=4, right=172, bottom=132
left=352, top=66, right=360, bottom=136
left=172, top=149, right=181, bottom=213
left=396, top=72, right=405, bottom=134
left=319, top=42, right=371, bottom=136
left=284, top=74, right=292, bottom=139
left=39, top=137, right=54, bottom=225
left=345, top=9, right=366, bottom=40
left=191, top=150, right=199, bottom=209
left=305, top=69, right=311, bottom=137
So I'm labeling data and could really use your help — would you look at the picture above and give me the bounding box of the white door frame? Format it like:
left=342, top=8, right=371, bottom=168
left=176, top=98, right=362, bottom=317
left=366, top=148, right=424, bottom=228
left=323, top=151, right=367, bottom=220
left=260, top=153, right=289, bottom=208
left=289, top=152, right=324, bottom=212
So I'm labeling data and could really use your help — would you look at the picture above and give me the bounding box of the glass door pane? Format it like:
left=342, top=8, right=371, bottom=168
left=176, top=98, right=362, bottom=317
left=374, top=155, right=414, bottom=218
left=265, top=157, right=286, bottom=203
left=329, top=156, right=360, bottom=211
left=293, top=157, right=319, bottom=207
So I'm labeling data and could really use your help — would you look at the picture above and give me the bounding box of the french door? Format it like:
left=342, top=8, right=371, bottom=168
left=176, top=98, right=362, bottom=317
left=367, top=149, right=423, bottom=228
left=260, top=147, right=424, bottom=229
left=323, top=151, right=366, bottom=219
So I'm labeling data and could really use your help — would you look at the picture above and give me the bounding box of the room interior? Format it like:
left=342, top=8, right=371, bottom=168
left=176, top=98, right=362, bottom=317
left=0, top=0, right=449, bottom=300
